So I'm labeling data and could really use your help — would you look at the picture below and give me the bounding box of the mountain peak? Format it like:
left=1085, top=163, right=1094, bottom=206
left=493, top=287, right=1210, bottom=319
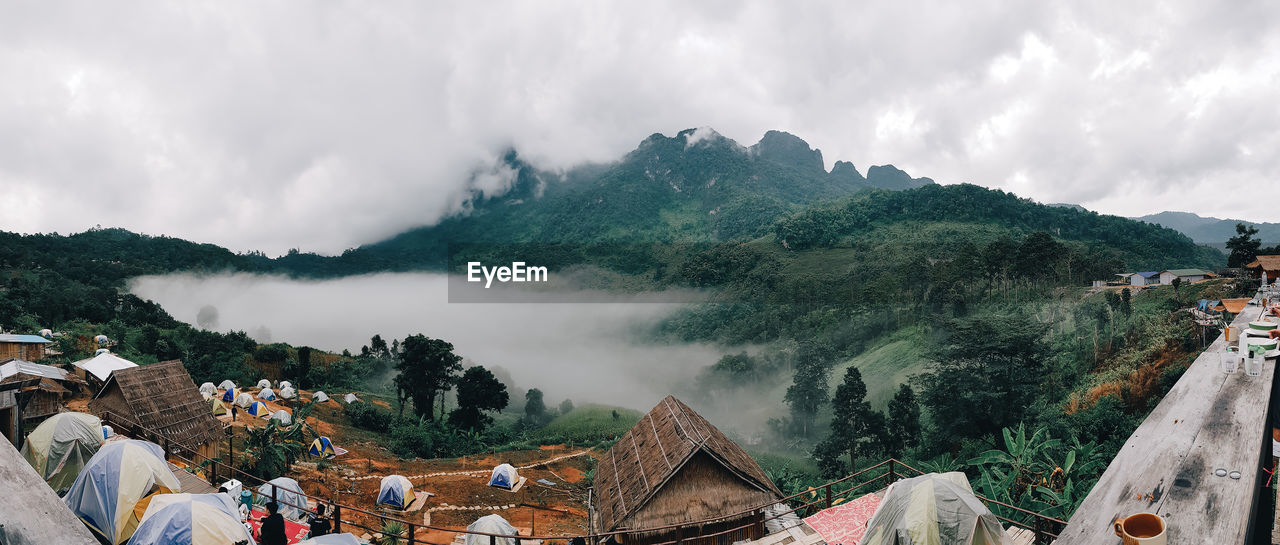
left=751, top=130, right=824, bottom=172
left=866, top=164, right=934, bottom=190
left=829, top=160, right=866, bottom=183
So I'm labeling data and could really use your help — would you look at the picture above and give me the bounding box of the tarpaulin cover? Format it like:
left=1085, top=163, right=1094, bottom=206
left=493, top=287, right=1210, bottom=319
left=464, top=514, right=520, bottom=545
left=257, top=388, right=276, bottom=401
left=21, top=411, right=103, bottom=491
left=860, top=472, right=1008, bottom=545
left=128, top=493, right=253, bottom=545
left=257, top=477, right=308, bottom=519
left=63, top=439, right=181, bottom=544
left=198, top=382, right=216, bottom=396
left=377, top=475, right=414, bottom=510
left=298, top=533, right=361, bottom=545
left=218, top=380, right=236, bottom=391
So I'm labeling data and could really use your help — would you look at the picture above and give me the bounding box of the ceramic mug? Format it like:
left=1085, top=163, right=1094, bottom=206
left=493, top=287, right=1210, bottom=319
left=1114, top=513, right=1166, bottom=545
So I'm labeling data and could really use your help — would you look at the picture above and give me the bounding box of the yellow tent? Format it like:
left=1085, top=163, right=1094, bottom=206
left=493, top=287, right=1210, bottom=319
left=209, top=397, right=228, bottom=416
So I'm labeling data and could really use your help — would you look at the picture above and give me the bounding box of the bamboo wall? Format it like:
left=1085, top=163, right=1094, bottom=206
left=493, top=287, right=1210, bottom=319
left=0, top=342, right=45, bottom=361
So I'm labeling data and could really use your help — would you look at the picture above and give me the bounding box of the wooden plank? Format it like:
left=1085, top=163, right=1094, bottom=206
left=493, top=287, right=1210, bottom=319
left=1058, top=307, right=1273, bottom=543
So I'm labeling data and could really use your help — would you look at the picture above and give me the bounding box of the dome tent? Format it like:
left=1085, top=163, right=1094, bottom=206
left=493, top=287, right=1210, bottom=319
left=278, top=385, right=297, bottom=399
left=129, top=493, right=252, bottom=545
left=21, top=411, right=103, bottom=491
left=309, top=436, right=337, bottom=458
left=217, top=380, right=235, bottom=391
left=343, top=393, right=359, bottom=403
left=198, top=382, right=215, bottom=396
left=257, top=387, right=276, bottom=401
left=258, top=477, right=308, bottom=519
left=246, top=401, right=271, bottom=417
left=377, top=475, right=415, bottom=510
left=279, top=380, right=292, bottom=390
left=209, top=397, right=229, bottom=416
left=312, top=391, right=330, bottom=402
left=488, top=463, right=520, bottom=490
left=464, top=514, right=521, bottom=545
left=63, top=439, right=181, bottom=544
left=299, top=533, right=362, bottom=545
left=269, top=409, right=292, bottom=425
left=220, top=387, right=236, bottom=403
left=256, top=379, right=271, bottom=389
left=233, top=392, right=254, bottom=407
left=860, top=472, right=1008, bottom=545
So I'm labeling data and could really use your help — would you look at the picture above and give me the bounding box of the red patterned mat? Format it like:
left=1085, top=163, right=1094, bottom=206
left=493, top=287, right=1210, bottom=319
left=803, top=494, right=882, bottom=545
left=249, top=509, right=312, bottom=544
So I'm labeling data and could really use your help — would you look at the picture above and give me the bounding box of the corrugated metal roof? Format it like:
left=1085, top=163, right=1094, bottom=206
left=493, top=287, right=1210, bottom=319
left=1162, top=269, right=1210, bottom=277
left=0, top=358, right=70, bottom=382
left=1135, top=271, right=1159, bottom=278
left=0, top=334, right=51, bottom=344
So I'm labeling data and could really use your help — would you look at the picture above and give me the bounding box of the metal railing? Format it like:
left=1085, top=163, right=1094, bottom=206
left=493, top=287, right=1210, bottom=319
left=96, top=410, right=1064, bottom=545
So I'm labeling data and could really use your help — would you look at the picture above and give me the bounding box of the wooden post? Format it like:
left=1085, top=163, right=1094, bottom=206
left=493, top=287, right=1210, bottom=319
left=824, top=483, right=832, bottom=508
left=490, top=535, right=497, bottom=545
left=333, top=503, right=341, bottom=533
left=888, top=459, right=896, bottom=485
left=531, top=508, right=536, bottom=536
left=408, top=522, right=417, bottom=545
left=163, top=437, right=170, bottom=460
left=1033, top=516, right=1044, bottom=545
left=210, top=451, right=218, bottom=484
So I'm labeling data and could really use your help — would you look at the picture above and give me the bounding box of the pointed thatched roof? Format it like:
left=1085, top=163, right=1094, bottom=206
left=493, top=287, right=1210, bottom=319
left=593, top=395, right=782, bottom=532
left=89, top=360, right=224, bottom=448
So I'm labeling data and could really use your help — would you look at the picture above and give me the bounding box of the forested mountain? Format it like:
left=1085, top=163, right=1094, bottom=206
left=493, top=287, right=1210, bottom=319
left=1135, top=211, right=1280, bottom=244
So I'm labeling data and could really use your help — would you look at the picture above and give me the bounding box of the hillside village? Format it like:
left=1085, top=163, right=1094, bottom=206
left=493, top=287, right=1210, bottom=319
left=3, top=254, right=1280, bottom=544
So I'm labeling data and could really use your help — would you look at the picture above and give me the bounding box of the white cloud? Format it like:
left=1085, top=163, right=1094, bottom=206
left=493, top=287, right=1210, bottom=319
left=1, top=1, right=1278, bottom=254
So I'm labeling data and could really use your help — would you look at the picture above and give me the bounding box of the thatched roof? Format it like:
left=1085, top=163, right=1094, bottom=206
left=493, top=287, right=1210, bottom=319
left=89, top=360, right=224, bottom=448
left=594, top=395, right=782, bottom=532
left=1247, top=255, right=1280, bottom=272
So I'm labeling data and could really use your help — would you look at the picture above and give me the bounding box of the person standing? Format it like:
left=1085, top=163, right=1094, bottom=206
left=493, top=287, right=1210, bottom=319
left=258, top=501, right=288, bottom=545
left=231, top=404, right=238, bottom=422
left=307, top=503, right=331, bottom=537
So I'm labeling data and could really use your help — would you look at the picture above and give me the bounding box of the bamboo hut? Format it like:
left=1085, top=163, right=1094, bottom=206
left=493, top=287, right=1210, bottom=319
left=88, top=360, right=226, bottom=462
left=0, top=358, right=83, bottom=431
left=0, top=334, right=51, bottom=361
left=593, top=396, right=782, bottom=545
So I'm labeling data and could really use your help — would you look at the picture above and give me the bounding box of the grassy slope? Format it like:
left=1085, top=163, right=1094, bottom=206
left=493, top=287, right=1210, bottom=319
left=528, top=404, right=643, bottom=444
left=828, top=327, right=931, bottom=410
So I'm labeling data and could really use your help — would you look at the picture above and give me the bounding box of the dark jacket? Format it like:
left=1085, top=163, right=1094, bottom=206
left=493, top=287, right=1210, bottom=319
left=260, top=513, right=288, bottom=545
left=308, top=514, right=331, bottom=537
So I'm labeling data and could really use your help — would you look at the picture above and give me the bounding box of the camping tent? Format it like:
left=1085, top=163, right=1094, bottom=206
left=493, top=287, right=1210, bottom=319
left=309, top=436, right=337, bottom=458
left=343, top=393, right=359, bottom=403
left=488, top=464, right=520, bottom=489
left=220, top=388, right=236, bottom=403
left=103, top=425, right=114, bottom=439
left=72, top=352, right=139, bottom=382
left=464, top=514, right=520, bottom=545
left=63, top=439, right=181, bottom=544
left=257, top=387, right=276, bottom=401
left=257, top=477, right=308, bottom=519
left=278, top=386, right=297, bottom=399
left=21, top=411, right=103, bottom=491
left=217, top=380, right=236, bottom=391
left=269, top=409, right=292, bottom=425
left=859, top=472, right=1007, bottom=545
left=279, top=380, right=292, bottom=390
left=198, top=382, right=216, bottom=396
left=129, top=493, right=252, bottom=545
left=233, top=392, right=254, bottom=408
left=246, top=401, right=271, bottom=417
left=377, top=475, right=415, bottom=510
left=313, top=391, right=330, bottom=402
left=256, top=379, right=271, bottom=389
left=298, top=533, right=362, bottom=545
left=209, top=397, right=229, bottom=416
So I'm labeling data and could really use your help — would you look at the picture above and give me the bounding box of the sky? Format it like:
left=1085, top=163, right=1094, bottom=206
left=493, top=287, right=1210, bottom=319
left=2, top=1, right=1279, bottom=255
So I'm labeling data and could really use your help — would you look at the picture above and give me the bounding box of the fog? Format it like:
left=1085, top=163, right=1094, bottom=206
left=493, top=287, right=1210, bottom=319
left=130, top=272, right=735, bottom=417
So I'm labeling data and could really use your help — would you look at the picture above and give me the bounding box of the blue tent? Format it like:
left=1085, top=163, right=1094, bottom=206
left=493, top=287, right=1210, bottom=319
left=377, top=475, right=415, bottom=510
left=127, top=493, right=251, bottom=545
left=309, top=436, right=337, bottom=458
left=221, top=388, right=235, bottom=403
left=488, top=464, right=519, bottom=490
left=63, top=440, right=181, bottom=544
left=246, top=401, right=271, bottom=417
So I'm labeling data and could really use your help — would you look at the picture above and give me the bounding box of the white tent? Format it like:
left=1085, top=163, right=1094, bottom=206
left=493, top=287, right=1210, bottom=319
left=278, top=386, right=297, bottom=399
left=257, top=387, right=276, bottom=401
left=269, top=410, right=292, bottom=425
left=257, top=477, right=308, bottom=519
left=464, top=514, right=520, bottom=545
left=488, top=464, right=520, bottom=489
left=256, top=379, right=271, bottom=389
left=279, top=380, right=292, bottom=390
left=131, top=493, right=253, bottom=545
left=343, top=393, right=359, bottom=403
left=299, top=533, right=361, bottom=545
left=859, top=472, right=1008, bottom=545
left=233, top=392, right=254, bottom=408
left=72, top=352, right=139, bottom=382
left=217, top=380, right=236, bottom=391
left=198, top=382, right=216, bottom=396
left=313, top=391, right=330, bottom=402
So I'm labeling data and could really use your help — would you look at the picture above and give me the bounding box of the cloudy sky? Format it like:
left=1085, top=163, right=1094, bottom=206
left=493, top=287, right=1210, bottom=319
left=2, top=2, right=1278, bottom=254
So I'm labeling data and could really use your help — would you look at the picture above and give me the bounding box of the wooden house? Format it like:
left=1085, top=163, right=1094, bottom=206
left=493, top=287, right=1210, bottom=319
left=593, top=396, right=782, bottom=545
left=0, top=334, right=51, bottom=361
left=89, top=360, right=225, bottom=462
left=1159, top=268, right=1213, bottom=285
left=1246, top=255, right=1280, bottom=283
left=0, top=358, right=82, bottom=436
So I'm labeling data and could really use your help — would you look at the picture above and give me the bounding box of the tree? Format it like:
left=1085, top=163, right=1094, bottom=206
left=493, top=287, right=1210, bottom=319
left=394, top=334, right=462, bottom=420
left=821, top=367, right=886, bottom=469
left=914, top=314, right=1050, bottom=443
left=886, top=384, right=922, bottom=456
left=1120, top=288, right=1132, bottom=317
left=523, top=388, right=548, bottom=426
left=448, top=366, right=509, bottom=432
left=369, top=334, right=389, bottom=358
left=1227, top=223, right=1261, bottom=268
left=559, top=398, right=574, bottom=415
left=784, top=357, right=829, bottom=437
